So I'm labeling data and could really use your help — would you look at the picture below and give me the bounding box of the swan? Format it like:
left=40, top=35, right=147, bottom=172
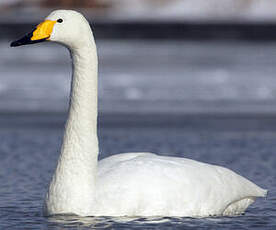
left=10, top=10, right=267, bottom=217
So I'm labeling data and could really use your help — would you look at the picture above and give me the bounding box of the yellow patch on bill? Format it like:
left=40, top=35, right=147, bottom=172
left=31, top=20, right=56, bottom=41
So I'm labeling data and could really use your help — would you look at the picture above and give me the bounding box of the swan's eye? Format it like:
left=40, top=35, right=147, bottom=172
left=57, top=19, right=63, bottom=23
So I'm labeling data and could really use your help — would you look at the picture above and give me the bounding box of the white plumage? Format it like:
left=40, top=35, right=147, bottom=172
left=95, top=152, right=266, bottom=216
left=12, top=10, right=267, bottom=217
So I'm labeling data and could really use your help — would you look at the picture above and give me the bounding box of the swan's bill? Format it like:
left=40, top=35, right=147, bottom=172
left=10, top=20, right=56, bottom=47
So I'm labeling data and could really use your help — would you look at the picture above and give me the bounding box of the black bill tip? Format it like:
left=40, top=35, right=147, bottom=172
left=10, top=39, right=24, bottom=47
left=10, top=31, right=33, bottom=47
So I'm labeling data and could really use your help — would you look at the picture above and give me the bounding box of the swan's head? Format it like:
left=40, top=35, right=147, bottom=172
left=10, top=10, right=93, bottom=49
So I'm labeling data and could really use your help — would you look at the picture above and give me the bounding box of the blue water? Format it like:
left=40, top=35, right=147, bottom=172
left=1, top=39, right=276, bottom=229
left=0, top=116, right=275, bottom=229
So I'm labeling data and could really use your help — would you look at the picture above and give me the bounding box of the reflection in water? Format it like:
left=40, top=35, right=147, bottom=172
left=45, top=214, right=246, bottom=229
left=47, top=215, right=112, bottom=229
left=46, top=215, right=175, bottom=229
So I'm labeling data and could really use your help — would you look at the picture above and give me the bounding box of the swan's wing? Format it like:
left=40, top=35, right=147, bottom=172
left=95, top=153, right=266, bottom=216
left=98, top=152, right=157, bottom=175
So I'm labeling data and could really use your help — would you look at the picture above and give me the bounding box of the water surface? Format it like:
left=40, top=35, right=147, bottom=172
left=0, top=117, right=275, bottom=229
left=1, top=39, right=276, bottom=229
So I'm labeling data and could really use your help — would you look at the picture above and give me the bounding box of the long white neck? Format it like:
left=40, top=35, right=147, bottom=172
left=64, top=44, right=98, bottom=167
left=44, top=36, right=99, bottom=216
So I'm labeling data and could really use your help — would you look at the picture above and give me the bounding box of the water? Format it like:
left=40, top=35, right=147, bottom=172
left=1, top=39, right=276, bottom=228
left=0, top=117, right=275, bottom=229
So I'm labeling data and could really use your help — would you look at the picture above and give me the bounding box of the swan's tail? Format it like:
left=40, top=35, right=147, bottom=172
left=222, top=185, right=267, bottom=216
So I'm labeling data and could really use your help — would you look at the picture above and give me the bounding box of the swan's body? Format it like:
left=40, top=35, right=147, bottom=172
left=95, top=152, right=265, bottom=216
left=11, top=10, right=267, bottom=217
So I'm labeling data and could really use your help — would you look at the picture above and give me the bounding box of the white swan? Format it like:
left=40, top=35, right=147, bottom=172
left=11, top=10, right=267, bottom=217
